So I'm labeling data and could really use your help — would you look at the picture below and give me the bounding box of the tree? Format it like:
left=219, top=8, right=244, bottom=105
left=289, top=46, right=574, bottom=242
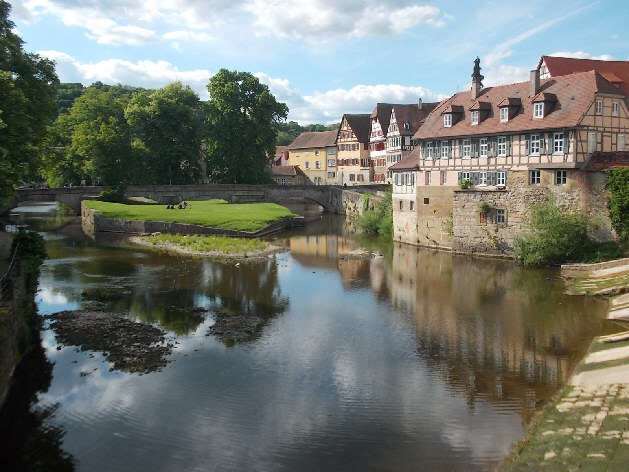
left=0, top=0, right=58, bottom=198
left=205, top=69, right=288, bottom=184
left=40, top=86, right=139, bottom=186
left=126, top=82, right=204, bottom=184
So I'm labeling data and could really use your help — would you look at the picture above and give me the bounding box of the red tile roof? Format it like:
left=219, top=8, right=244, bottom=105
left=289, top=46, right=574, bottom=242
left=583, top=151, right=629, bottom=171
left=391, top=102, right=439, bottom=136
left=287, top=130, right=337, bottom=150
left=271, top=165, right=306, bottom=177
left=389, top=147, right=420, bottom=171
left=540, top=56, right=629, bottom=95
left=414, top=71, right=626, bottom=140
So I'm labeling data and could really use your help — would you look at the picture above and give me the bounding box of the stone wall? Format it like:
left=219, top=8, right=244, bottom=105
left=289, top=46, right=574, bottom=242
left=452, top=170, right=616, bottom=257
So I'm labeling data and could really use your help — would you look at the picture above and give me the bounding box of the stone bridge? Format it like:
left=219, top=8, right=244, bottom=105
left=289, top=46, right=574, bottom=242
left=12, top=184, right=387, bottom=215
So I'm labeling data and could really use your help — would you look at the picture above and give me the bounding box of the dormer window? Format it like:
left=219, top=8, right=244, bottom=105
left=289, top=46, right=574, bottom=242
left=500, top=107, right=509, bottom=122
left=533, top=102, right=544, bottom=118
left=471, top=110, right=479, bottom=125
left=443, top=114, right=452, bottom=127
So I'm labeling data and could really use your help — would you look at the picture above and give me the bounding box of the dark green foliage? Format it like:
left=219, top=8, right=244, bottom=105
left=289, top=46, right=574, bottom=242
left=56, top=82, right=85, bottom=116
left=205, top=69, right=288, bottom=184
left=276, top=121, right=339, bottom=146
left=10, top=231, right=47, bottom=290
left=356, top=187, right=393, bottom=237
left=0, top=0, right=59, bottom=199
left=98, top=187, right=125, bottom=203
left=605, top=168, right=629, bottom=240
left=513, top=199, right=594, bottom=266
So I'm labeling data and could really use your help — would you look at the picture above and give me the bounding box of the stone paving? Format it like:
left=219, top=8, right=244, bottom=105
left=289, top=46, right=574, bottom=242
left=500, top=334, right=629, bottom=472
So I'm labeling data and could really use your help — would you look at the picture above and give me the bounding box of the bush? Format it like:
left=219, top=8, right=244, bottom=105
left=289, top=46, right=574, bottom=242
left=98, top=187, right=125, bottom=203
left=356, top=187, right=393, bottom=237
left=513, top=199, right=594, bottom=266
left=606, top=168, right=629, bottom=240
left=10, top=231, right=47, bottom=290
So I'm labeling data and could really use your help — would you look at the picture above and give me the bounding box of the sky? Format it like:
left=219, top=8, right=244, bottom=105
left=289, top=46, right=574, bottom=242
left=7, top=0, right=629, bottom=125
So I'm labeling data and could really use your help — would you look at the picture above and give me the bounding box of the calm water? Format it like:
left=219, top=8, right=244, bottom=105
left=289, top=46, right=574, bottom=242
left=3, top=204, right=616, bottom=471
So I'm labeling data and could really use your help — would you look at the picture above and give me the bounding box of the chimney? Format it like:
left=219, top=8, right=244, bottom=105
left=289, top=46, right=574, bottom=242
left=530, top=69, right=540, bottom=96
left=471, top=57, right=484, bottom=100
left=418, top=98, right=423, bottom=110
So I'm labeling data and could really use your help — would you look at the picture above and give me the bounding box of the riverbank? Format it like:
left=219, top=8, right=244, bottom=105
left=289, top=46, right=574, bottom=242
left=499, top=261, right=629, bottom=471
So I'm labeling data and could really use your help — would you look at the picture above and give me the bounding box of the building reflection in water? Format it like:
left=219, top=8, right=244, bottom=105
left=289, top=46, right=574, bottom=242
left=389, top=243, right=610, bottom=424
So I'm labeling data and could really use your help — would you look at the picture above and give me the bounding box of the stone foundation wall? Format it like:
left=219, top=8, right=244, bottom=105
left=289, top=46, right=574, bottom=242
left=452, top=170, right=616, bottom=257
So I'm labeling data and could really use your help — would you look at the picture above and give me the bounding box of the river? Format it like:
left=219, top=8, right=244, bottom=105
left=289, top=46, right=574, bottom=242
left=1, top=203, right=617, bottom=471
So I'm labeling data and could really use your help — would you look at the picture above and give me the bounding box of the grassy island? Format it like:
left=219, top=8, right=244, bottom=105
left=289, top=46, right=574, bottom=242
left=84, top=199, right=297, bottom=232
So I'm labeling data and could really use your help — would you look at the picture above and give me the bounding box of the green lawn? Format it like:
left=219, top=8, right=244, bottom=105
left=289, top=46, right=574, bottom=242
left=85, top=199, right=296, bottom=232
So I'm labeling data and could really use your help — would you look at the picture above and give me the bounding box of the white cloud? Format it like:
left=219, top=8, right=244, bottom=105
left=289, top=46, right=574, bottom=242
left=162, top=30, right=214, bottom=42
left=548, top=51, right=616, bottom=61
left=39, top=50, right=212, bottom=98
left=245, top=0, right=445, bottom=41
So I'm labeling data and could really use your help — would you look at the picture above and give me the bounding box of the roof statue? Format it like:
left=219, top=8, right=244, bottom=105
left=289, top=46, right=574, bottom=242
left=472, top=56, right=484, bottom=88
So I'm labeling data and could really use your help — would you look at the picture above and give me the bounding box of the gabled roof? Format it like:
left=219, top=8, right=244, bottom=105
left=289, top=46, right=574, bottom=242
left=389, top=148, right=420, bottom=171
left=287, top=130, right=337, bottom=150
left=271, top=165, right=307, bottom=177
left=414, top=71, right=626, bottom=140
left=370, top=103, right=394, bottom=137
left=340, top=114, right=371, bottom=143
left=540, top=55, right=629, bottom=95
left=391, top=102, right=439, bottom=136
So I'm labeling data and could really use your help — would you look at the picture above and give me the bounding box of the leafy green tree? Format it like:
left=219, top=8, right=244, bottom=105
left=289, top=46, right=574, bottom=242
left=605, top=168, right=629, bottom=240
left=126, top=82, right=204, bottom=184
left=40, top=86, right=139, bottom=186
left=513, top=198, right=594, bottom=266
left=0, top=0, right=58, bottom=198
left=205, top=69, right=288, bottom=184
left=56, top=82, right=85, bottom=116
left=356, top=187, right=393, bottom=237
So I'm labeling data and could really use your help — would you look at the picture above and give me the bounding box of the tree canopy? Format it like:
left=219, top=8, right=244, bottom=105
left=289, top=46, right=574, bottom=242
left=0, top=0, right=58, bottom=199
left=204, top=69, right=288, bottom=184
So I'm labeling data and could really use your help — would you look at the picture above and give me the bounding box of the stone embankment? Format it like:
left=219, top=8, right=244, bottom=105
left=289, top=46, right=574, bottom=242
left=500, top=259, right=629, bottom=471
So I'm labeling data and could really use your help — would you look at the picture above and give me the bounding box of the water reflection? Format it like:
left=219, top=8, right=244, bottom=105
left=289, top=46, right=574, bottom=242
left=1, top=205, right=617, bottom=472
left=390, top=243, right=610, bottom=424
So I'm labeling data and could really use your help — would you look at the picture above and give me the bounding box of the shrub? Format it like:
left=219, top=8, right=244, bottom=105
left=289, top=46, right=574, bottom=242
left=606, top=168, right=629, bottom=240
left=356, top=187, right=393, bottom=237
left=458, top=179, right=471, bottom=189
left=98, top=187, right=125, bottom=203
left=513, top=199, right=594, bottom=266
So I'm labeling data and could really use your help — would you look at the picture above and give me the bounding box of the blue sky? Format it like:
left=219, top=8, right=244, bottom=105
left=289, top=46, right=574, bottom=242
left=8, top=0, right=629, bottom=124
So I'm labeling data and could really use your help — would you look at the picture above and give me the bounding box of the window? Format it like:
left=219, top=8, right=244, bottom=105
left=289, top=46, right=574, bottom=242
left=555, top=170, right=567, bottom=185
left=315, top=161, right=321, bottom=169
left=497, top=171, right=506, bottom=186
left=440, top=171, right=447, bottom=185
left=595, top=100, right=603, bottom=115
left=530, top=170, right=541, bottom=185
left=349, top=174, right=355, bottom=181
left=406, top=172, right=415, bottom=186
left=441, top=141, right=450, bottom=159
left=460, top=171, right=471, bottom=183
left=479, top=138, right=488, bottom=157
left=425, top=142, right=434, bottom=159
left=425, top=171, right=431, bottom=185
left=424, top=198, right=430, bottom=205
left=328, top=159, right=336, bottom=167
left=462, top=139, right=471, bottom=158
left=478, top=171, right=487, bottom=185
left=553, top=132, right=564, bottom=154
left=327, top=172, right=335, bottom=178
left=619, top=133, right=626, bottom=151
left=471, top=110, right=479, bottom=125
left=443, top=114, right=452, bottom=127
left=530, top=134, right=541, bottom=155
left=588, top=131, right=597, bottom=153
left=410, top=201, right=414, bottom=211
left=399, top=200, right=403, bottom=210
left=304, top=161, right=310, bottom=169
left=613, top=101, right=620, bottom=117
left=497, top=136, right=507, bottom=156
left=327, top=147, right=336, bottom=155
left=533, top=102, right=544, bottom=118
left=500, top=107, right=509, bottom=122
left=495, top=209, right=505, bottom=224
left=314, top=150, right=320, bottom=156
